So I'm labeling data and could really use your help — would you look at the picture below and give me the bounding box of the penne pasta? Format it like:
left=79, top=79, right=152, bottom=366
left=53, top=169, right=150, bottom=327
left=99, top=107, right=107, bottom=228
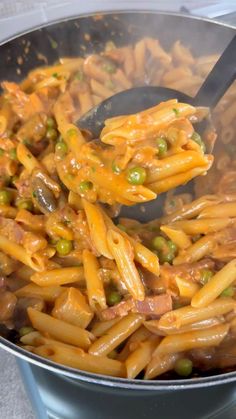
left=145, top=353, right=180, bottom=379
left=34, top=343, right=126, bottom=377
left=15, top=283, right=64, bottom=302
left=159, top=298, right=235, bottom=328
left=152, top=324, right=229, bottom=357
left=89, top=313, right=144, bottom=356
left=125, top=338, right=159, bottom=379
left=28, top=307, right=94, bottom=349
left=83, top=250, right=107, bottom=311
left=30, top=267, right=84, bottom=286
left=1, top=35, right=236, bottom=382
left=191, top=259, right=236, bottom=308
left=107, top=229, right=145, bottom=301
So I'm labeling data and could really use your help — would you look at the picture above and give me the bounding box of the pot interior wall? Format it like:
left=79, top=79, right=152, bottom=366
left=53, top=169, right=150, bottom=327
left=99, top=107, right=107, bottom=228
left=0, top=12, right=235, bottom=84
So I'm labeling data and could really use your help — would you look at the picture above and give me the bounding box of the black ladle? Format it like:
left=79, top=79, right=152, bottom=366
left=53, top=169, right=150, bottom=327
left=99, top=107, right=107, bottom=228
left=77, top=34, right=236, bottom=222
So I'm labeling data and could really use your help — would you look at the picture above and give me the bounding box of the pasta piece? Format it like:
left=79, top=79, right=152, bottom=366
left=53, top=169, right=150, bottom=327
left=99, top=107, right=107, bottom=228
left=107, top=229, right=145, bottom=301
left=89, top=313, right=144, bottom=356
left=101, top=103, right=196, bottom=145
left=83, top=249, right=107, bottom=311
left=144, top=317, right=223, bottom=336
left=102, top=210, right=159, bottom=275
left=30, top=266, right=84, bottom=286
left=173, top=234, right=216, bottom=265
left=52, top=287, right=94, bottom=328
left=82, top=200, right=112, bottom=259
left=15, top=283, right=64, bottom=302
left=160, top=225, right=191, bottom=250
left=125, top=338, right=159, bottom=379
left=34, top=344, right=126, bottom=377
left=198, top=202, right=236, bottom=219
left=0, top=234, right=43, bottom=271
left=170, top=218, right=233, bottom=234
left=147, top=151, right=209, bottom=183
left=145, top=353, right=180, bottom=380
left=152, top=324, right=229, bottom=357
left=0, top=205, right=17, bottom=218
left=159, top=298, right=235, bottom=328
left=91, top=318, right=122, bottom=337
left=16, top=143, right=42, bottom=173
left=175, top=277, right=200, bottom=299
left=28, top=307, right=93, bottom=349
left=191, top=259, right=236, bottom=308
left=149, top=163, right=213, bottom=195
left=159, top=195, right=222, bottom=225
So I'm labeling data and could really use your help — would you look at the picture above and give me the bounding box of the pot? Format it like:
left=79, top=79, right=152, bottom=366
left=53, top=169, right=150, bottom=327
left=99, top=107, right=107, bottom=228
left=0, top=11, right=236, bottom=419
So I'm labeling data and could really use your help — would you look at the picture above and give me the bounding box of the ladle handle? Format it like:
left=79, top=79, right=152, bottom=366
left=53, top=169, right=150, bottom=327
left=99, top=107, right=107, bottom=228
left=194, top=34, right=236, bottom=108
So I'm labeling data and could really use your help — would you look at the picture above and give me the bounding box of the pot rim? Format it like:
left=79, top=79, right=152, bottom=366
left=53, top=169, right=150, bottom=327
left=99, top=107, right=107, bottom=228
left=2, top=336, right=236, bottom=389
left=0, top=9, right=235, bottom=46
left=1, top=9, right=236, bottom=389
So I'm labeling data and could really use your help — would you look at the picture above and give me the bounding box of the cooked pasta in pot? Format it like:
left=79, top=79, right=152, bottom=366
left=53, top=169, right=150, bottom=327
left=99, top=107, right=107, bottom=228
left=0, top=36, right=236, bottom=380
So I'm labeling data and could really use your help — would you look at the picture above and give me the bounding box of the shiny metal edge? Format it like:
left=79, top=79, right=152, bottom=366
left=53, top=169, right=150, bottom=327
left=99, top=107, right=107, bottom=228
left=1, top=336, right=236, bottom=390
left=0, top=10, right=235, bottom=46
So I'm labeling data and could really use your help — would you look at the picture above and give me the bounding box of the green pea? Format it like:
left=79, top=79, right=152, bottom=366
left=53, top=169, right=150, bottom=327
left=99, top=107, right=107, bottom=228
left=55, top=141, right=68, bottom=156
left=107, top=291, right=121, bottom=306
left=46, top=128, right=58, bottom=141
left=159, top=251, right=175, bottom=264
left=127, top=167, right=147, bottom=185
left=19, top=326, right=35, bottom=337
left=112, top=161, right=121, bottom=174
left=16, top=199, right=33, bottom=211
left=46, top=117, right=56, bottom=129
left=173, top=108, right=180, bottom=117
left=9, top=148, right=17, bottom=160
left=0, top=148, right=5, bottom=156
left=67, top=128, right=77, bottom=138
left=167, top=240, right=177, bottom=254
left=56, top=239, right=73, bottom=256
left=174, top=358, right=193, bottom=377
left=191, top=132, right=206, bottom=153
left=117, top=224, right=127, bottom=232
left=152, top=236, right=167, bottom=251
left=102, top=62, right=116, bottom=74
left=156, top=138, right=168, bottom=157
left=23, top=138, right=30, bottom=146
left=79, top=181, right=93, bottom=193
left=0, top=190, right=12, bottom=205
left=200, top=269, right=214, bottom=286
left=75, top=70, right=84, bottom=81
left=221, top=286, right=234, bottom=297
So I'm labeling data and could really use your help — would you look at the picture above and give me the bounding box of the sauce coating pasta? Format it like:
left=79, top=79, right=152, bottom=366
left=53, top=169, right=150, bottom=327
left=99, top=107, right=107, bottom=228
left=0, top=36, right=236, bottom=381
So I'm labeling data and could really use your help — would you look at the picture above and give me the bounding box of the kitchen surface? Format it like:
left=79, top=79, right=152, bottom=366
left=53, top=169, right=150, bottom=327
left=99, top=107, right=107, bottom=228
left=1, top=1, right=236, bottom=418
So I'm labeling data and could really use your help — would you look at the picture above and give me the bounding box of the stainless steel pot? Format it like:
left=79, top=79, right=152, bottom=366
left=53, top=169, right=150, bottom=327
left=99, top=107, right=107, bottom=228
left=0, top=11, right=236, bottom=419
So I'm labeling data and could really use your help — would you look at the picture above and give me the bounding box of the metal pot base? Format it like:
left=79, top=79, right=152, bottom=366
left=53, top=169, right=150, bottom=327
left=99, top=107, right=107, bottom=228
left=18, top=359, right=236, bottom=419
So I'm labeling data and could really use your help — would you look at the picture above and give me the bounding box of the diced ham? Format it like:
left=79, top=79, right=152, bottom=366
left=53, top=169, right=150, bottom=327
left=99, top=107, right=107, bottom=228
left=0, top=217, right=24, bottom=244
left=100, top=294, right=172, bottom=321
left=134, top=294, right=172, bottom=316
left=100, top=299, right=135, bottom=321
left=160, top=258, right=215, bottom=285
